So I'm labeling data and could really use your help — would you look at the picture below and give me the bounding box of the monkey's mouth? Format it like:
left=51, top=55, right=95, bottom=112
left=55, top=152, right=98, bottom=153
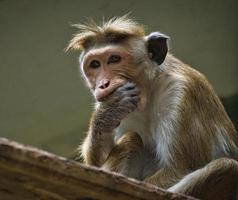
left=95, top=78, right=127, bottom=102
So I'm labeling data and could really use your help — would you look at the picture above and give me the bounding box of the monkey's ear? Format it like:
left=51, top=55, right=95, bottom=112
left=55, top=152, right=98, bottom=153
left=146, top=32, right=169, bottom=65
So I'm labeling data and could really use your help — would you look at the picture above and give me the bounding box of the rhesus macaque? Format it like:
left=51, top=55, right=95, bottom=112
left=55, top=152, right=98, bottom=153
left=67, top=16, right=238, bottom=199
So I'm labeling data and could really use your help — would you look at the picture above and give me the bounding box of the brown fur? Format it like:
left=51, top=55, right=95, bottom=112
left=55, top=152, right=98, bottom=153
left=170, top=158, right=238, bottom=199
left=143, top=54, right=238, bottom=191
left=102, top=132, right=143, bottom=177
left=68, top=16, right=238, bottom=199
left=66, top=15, right=145, bottom=51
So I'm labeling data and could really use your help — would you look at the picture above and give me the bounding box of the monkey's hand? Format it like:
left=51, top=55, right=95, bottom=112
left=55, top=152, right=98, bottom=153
left=93, top=82, right=140, bottom=133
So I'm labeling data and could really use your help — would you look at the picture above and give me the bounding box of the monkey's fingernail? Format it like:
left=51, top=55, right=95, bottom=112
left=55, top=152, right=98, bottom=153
left=125, top=82, right=135, bottom=86
left=125, top=86, right=135, bottom=90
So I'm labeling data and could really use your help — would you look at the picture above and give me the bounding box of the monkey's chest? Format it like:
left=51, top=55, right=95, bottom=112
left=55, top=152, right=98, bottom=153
left=115, top=111, right=161, bottom=179
left=115, top=111, right=152, bottom=145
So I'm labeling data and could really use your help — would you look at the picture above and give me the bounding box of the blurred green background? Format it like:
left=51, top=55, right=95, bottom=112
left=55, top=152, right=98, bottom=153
left=0, top=0, right=237, bottom=158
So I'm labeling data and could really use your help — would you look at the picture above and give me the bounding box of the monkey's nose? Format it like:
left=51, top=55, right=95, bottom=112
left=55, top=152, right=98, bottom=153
left=99, top=79, right=110, bottom=89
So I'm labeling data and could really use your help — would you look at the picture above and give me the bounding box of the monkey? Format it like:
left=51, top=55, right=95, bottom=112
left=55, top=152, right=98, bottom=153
left=67, top=16, right=238, bottom=199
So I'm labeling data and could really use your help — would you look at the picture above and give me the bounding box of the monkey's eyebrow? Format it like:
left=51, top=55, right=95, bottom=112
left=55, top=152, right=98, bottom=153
left=106, top=33, right=129, bottom=44
left=83, top=46, right=125, bottom=59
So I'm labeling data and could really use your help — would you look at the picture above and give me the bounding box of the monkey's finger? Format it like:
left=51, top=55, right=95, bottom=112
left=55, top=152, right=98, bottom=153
left=124, top=82, right=137, bottom=90
left=127, top=88, right=141, bottom=97
left=117, top=82, right=136, bottom=92
left=121, top=96, right=140, bottom=108
left=130, top=96, right=140, bottom=106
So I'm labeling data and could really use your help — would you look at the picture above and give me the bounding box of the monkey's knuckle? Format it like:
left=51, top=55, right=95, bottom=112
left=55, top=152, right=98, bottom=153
left=116, top=88, right=123, bottom=94
left=133, top=97, right=140, bottom=103
left=126, top=82, right=136, bottom=88
left=126, top=102, right=137, bottom=110
left=133, top=88, right=140, bottom=95
left=123, top=82, right=136, bottom=91
left=121, top=97, right=131, bottom=105
left=130, top=96, right=139, bottom=103
left=116, top=85, right=126, bottom=93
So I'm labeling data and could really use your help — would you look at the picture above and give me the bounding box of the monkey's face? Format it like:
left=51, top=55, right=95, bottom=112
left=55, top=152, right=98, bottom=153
left=79, top=32, right=169, bottom=102
left=81, top=45, right=142, bottom=102
left=68, top=17, right=169, bottom=103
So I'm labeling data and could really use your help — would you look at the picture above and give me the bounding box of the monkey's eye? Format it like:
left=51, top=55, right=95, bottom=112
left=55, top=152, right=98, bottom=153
left=108, top=55, right=121, bottom=64
left=89, top=60, right=101, bottom=69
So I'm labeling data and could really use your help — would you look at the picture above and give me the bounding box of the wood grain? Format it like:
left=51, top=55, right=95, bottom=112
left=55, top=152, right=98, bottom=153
left=0, top=138, right=197, bottom=200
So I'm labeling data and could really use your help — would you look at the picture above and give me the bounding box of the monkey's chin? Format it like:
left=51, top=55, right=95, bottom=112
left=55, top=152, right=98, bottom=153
left=95, top=92, right=112, bottom=102
left=95, top=78, right=127, bottom=102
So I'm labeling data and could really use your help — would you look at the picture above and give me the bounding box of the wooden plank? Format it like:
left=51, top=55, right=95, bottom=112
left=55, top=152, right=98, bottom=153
left=0, top=138, right=196, bottom=200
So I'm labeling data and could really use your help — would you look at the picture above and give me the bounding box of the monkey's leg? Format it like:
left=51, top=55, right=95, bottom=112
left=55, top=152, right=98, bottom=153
left=102, top=131, right=143, bottom=178
left=144, top=167, right=183, bottom=189
left=168, top=158, right=238, bottom=199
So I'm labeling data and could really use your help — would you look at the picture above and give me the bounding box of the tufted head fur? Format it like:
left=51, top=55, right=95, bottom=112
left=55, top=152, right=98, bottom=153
left=66, top=15, right=145, bottom=51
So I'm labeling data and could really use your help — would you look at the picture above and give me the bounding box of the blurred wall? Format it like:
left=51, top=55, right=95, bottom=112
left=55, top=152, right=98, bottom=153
left=0, top=0, right=237, bottom=157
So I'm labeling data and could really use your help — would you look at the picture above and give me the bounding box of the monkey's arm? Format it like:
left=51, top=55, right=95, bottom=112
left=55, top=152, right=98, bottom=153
left=81, top=83, right=140, bottom=167
left=80, top=116, right=114, bottom=166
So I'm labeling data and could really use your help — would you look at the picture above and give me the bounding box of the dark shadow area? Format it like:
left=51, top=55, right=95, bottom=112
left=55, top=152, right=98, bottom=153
left=221, top=93, right=238, bottom=131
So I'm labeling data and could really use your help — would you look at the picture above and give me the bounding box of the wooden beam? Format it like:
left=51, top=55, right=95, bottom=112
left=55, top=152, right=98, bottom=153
left=0, top=138, right=196, bottom=200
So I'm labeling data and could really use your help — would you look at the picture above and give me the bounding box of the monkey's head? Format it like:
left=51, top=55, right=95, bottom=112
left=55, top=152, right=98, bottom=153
left=67, top=16, right=169, bottom=103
